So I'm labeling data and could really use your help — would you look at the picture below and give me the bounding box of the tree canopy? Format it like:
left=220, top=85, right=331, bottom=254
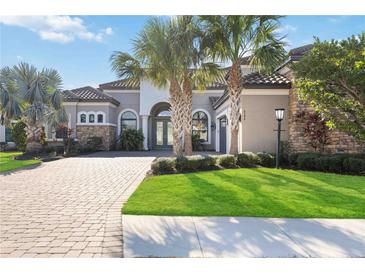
left=292, top=33, right=365, bottom=141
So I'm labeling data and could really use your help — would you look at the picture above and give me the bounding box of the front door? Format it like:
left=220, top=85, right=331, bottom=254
left=219, top=116, right=227, bottom=153
left=153, top=118, right=173, bottom=150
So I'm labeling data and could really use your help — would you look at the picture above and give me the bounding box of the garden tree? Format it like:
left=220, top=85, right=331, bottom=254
left=0, top=63, right=68, bottom=153
left=110, top=17, right=184, bottom=155
left=296, top=111, right=330, bottom=152
left=199, top=16, right=287, bottom=155
left=172, top=16, right=222, bottom=155
left=111, top=16, right=221, bottom=156
left=292, top=33, right=365, bottom=141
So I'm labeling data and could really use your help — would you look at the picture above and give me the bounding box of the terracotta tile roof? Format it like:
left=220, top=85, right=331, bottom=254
left=99, top=79, right=140, bottom=90
left=288, top=44, right=314, bottom=61
left=242, top=72, right=291, bottom=88
left=212, top=72, right=291, bottom=109
left=209, top=96, right=221, bottom=107
left=63, top=86, right=120, bottom=106
left=241, top=55, right=252, bottom=65
left=99, top=79, right=226, bottom=90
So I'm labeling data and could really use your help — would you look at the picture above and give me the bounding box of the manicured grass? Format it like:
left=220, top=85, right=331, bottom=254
left=123, top=168, right=365, bottom=218
left=0, top=151, right=41, bottom=173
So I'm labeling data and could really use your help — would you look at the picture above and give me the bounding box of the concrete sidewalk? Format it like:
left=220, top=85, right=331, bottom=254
left=123, top=216, right=365, bottom=258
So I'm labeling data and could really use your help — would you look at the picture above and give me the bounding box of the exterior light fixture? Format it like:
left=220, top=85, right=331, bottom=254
left=275, top=108, right=285, bottom=168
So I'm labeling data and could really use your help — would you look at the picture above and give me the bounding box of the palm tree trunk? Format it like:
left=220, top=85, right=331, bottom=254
left=169, top=78, right=184, bottom=156
left=25, top=123, right=43, bottom=153
left=182, top=76, right=193, bottom=156
left=228, top=62, right=242, bottom=155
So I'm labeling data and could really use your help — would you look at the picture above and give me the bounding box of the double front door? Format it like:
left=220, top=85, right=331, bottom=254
left=153, top=118, right=173, bottom=149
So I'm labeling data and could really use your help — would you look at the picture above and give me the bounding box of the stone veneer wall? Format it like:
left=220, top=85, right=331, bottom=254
left=288, top=88, right=364, bottom=154
left=76, top=125, right=116, bottom=151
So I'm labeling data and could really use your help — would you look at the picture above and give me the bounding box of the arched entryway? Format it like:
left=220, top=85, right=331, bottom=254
left=150, top=102, right=173, bottom=150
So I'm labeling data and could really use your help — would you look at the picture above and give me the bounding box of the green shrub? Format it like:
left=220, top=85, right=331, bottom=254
left=237, top=152, right=260, bottom=167
left=257, top=152, right=275, bottom=167
left=288, top=153, right=300, bottom=166
left=217, top=154, right=236, bottom=168
left=176, top=155, right=216, bottom=172
left=87, top=136, right=103, bottom=151
left=343, top=157, right=365, bottom=175
left=296, top=153, right=321, bottom=170
left=316, top=155, right=343, bottom=173
left=118, top=129, right=144, bottom=151
left=151, top=157, right=176, bottom=174
left=11, top=121, right=27, bottom=151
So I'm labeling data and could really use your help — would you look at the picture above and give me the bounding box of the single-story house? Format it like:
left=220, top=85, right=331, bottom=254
left=1, top=45, right=363, bottom=154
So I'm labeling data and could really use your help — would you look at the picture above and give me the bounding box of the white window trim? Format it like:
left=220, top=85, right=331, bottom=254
left=78, top=111, right=108, bottom=124
left=88, top=111, right=96, bottom=124
left=78, top=111, right=88, bottom=124
left=117, top=109, right=139, bottom=136
left=96, top=111, right=106, bottom=124
left=192, top=108, right=211, bottom=145
left=76, top=122, right=116, bottom=127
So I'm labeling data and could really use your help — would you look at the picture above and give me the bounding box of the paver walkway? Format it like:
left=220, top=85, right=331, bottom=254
left=0, top=151, right=155, bottom=258
left=123, top=215, right=365, bottom=258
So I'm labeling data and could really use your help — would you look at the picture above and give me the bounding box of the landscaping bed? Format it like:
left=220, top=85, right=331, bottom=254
left=123, top=168, right=365, bottom=218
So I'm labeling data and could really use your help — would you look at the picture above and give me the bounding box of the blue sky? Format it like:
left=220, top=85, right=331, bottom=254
left=1, top=15, right=364, bottom=90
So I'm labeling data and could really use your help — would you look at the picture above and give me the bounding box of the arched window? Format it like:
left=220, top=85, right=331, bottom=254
left=157, top=110, right=171, bottom=117
left=192, top=111, right=208, bottom=142
left=80, top=114, right=87, bottom=123
left=121, top=111, right=137, bottom=131
left=89, top=114, right=95, bottom=123
left=97, top=114, right=104, bottom=123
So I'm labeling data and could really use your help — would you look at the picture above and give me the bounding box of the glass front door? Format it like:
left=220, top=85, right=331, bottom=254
left=153, top=118, right=173, bottom=149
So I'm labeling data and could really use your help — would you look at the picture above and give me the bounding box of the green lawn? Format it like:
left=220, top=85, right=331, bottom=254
left=123, top=168, right=365, bottom=218
left=0, top=151, right=41, bottom=173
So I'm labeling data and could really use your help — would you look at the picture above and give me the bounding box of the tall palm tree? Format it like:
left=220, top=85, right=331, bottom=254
left=111, top=17, right=185, bottom=155
left=111, top=16, right=221, bottom=156
left=199, top=16, right=287, bottom=155
left=0, top=63, right=68, bottom=152
left=171, top=16, right=222, bottom=155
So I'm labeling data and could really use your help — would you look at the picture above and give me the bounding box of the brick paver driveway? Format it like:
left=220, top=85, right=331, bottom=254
left=0, top=151, right=156, bottom=258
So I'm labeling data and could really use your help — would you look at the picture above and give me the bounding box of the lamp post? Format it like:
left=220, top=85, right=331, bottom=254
left=275, top=108, right=285, bottom=169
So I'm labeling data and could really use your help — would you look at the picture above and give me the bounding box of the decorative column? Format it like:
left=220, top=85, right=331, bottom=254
left=141, top=115, right=149, bottom=150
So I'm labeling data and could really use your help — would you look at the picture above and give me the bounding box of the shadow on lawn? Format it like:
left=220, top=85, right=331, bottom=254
left=249, top=168, right=365, bottom=217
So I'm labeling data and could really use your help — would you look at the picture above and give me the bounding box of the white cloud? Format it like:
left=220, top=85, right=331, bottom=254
left=275, top=24, right=297, bottom=34
left=0, top=16, right=113, bottom=43
left=328, top=16, right=347, bottom=24
left=103, top=27, right=113, bottom=35
left=16, top=55, right=22, bottom=60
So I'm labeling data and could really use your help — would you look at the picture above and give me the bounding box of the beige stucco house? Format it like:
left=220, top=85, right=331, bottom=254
left=1, top=44, right=363, bottom=154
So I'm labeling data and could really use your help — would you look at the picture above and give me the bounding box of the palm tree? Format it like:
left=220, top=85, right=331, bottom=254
left=111, top=17, right=185, bottom=155
left=0, top=63, right=68, bottom=152
left=171, top=16, right=222, bottom=155
left=111, top=16, right=221, bottom=156
left=199, top=16, right=287, bottom=155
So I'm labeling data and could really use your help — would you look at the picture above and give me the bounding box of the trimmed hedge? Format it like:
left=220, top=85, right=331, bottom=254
left=151, top=157, right=176, bottom=174
left=315, top=155, right=343, bottom=173
left=289, top=152, right=365, bottom=175
left=257, top=152, right=275, bottom=167
left=176, top=155, right=216, bottom=172
left=343, top=157, right=365, bottom=175
left=237, top=152, right=260, bottom=167
left=217, top=154, right=237, bottom=168
left=150, top=151, right=365, bottom=176
left=296, top=153, right=321, bottom=170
